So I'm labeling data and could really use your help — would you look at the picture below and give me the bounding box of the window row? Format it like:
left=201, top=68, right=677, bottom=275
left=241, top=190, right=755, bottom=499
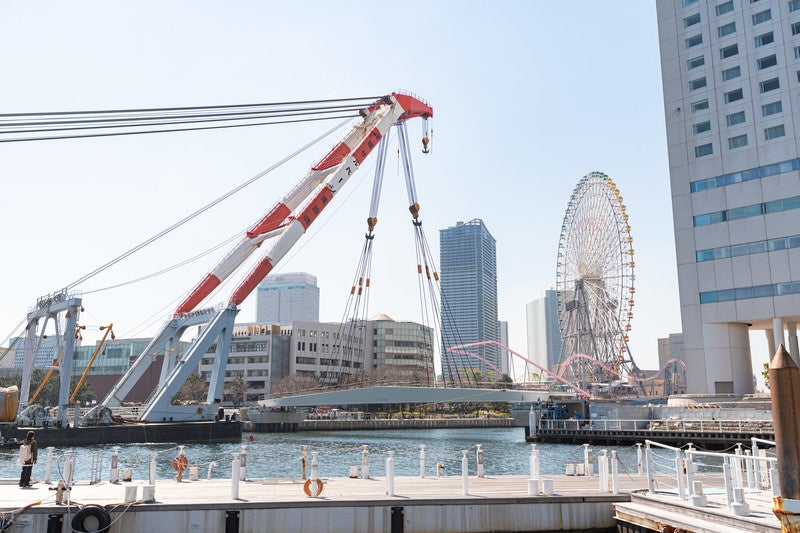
left=693, top=194, right=800, bottom=226
left=696, top=233, right=800, bottom=262
left=691, top=156, right=798, bottom=192
left=700, top=280, right=800, bottom=304
left=694, top=124, right=784, bottom=157
left=691, top=97, right=781, bottom=117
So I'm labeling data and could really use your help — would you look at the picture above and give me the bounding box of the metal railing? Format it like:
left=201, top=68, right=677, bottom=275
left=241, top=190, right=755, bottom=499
left=537, top=418, right=774, bottom=434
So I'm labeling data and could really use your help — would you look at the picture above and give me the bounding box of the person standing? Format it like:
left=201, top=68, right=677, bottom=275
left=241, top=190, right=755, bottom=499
left=18, top=431, right=37, bottom=488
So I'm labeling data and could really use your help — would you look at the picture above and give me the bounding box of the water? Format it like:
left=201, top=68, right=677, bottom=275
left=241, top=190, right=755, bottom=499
left=0, top=428, right=647, bottom=482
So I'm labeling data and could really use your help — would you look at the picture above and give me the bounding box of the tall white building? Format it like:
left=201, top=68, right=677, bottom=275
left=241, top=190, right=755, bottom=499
left=255, top=272, right=319, bottom=325
left=657, top=0, right=800, bottom=394
left=526, top=289, right=562, bottom=376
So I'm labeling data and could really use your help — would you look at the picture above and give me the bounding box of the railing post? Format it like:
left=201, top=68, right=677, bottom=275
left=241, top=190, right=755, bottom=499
left=611, top=450, right=619, bottom=495
left=770, top=464, right=780, bottom=497
left=530, top=444, right=540, bottom=478
left=675, top=449, right=686, bottom=499
left=361, top=445, right=370, bottom=480
left=636, top=443, right=643, bottom=476
left=645, top=443, right=655, bottom=494
left=310, top=451, right=320, bottom=497
left=240, top=445, right=248, bottom=481
left=45, top=446, right=55, bottom=484
left=301, top=445, right=307, bottom=479
left=231, top=453, right=240, bottom=499
left=419, top=445, right=426, bottom=479
left=461, top=450, right=469, bottom=496
left=723, top=456, right=733, bottom=510
left=149, top=452, right=157, bottom=485
left=386, top=451, right=395, bottom=496
left=685, top=448, right=694, bottom=499
left=476, top=444, right=484, bottom=478
left=751, top=439, right=762, bottom=489
left=745, top=449, right=754, bottom=489
left=207, top=461, right=217, bottom=480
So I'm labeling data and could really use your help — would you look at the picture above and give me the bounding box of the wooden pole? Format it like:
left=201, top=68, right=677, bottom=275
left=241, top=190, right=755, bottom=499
left=769, top=344, right=800, bottom=499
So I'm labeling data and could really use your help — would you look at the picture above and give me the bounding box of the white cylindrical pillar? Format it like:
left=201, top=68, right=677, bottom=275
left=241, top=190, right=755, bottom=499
left=773, top=318, right=786, bottom=355
left=361, top=445, right=370, bottom=480
left=419, top=445, right=426, bottom=479
left=611, top=450, right=619, bottom=495
left=636, top=443, right=643, bottom=476
left=149, top=452, right=157, bottom=486
left=476, top=444, right=484, bottom=478
left=386, top=451, right=395, bottom=497
left=109, top=446, right=119, bottom=484
left=310, top=452, right=320, bottom=498
left=240, top=445, right=248, bottom=481
left=787, top=321, right=800, bottom=366
left=461, top=450, right=469, bottom=496
left=207, top=461, right=217, bottom=480
left=301, top=445, right=308, bottom=479
left=45, top=446, right=55, bottom=484
left=766, top=329, right=776, bottom=361
left=231, top=456, right=240, bottom=499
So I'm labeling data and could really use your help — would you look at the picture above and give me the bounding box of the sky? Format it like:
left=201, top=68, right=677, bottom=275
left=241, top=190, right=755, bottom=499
left=0, top=1, right=696, bottom=378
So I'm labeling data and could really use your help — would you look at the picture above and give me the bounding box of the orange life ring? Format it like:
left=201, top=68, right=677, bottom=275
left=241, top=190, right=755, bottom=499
left=303, top=477, right=324, bottom=496
left=196, top=407, right=203, bottom=415
left=172, top=454, right=188, bottom=471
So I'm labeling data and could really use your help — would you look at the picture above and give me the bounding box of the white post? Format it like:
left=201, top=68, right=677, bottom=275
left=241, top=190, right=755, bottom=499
left=207, top=461, right=217, bottom=480
left=770, top=464, right=780, bottom=497
left=675, top=449, right=685, bottom=499
left=583, top=444, right=591, bottom=477
left=149, top=452, right=157, bottom=486
left=310, top=452, right=320, bottom=497
left=723, top=458, right=733, bottom=510
left=64, top=451, right=75, bottom=487
left=745, top=450, right=754, bottom=489
left=109, top=446, right=119, bottom=484
left=231, top=455, right=240, bottom=499
left=636, top=443, right=643, bottom=475
left=360, top=445, right=370, bottom=480
left=386, top=451, right=395, bottom=496
left=529, top=444, right=540, bottom=477
left=476, top=444, right=484, bottom=478
left=461, top=450, right=469, bottom=496
left=45, top=446, right=55, bottom=484
left=645, top=444, right=655, bottom=494
left=301, top=445, right=308, bottom=479
left=598, top=453, right=607, bottom=492
left=240, top=445, right=248, bottom=481
left=419, top=445, right=426, bottom=479
left=752, top=440, right=762, bottom=488
left=611, top=450, right=619, bottom=495
left=685, top=449, right=694, bottom=498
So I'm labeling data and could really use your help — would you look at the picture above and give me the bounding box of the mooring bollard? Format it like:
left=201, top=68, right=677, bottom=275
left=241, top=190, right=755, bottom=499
left=419, top=445, right=426, bottom=479
left=45, top=446, right=55, bottom=484
left=691, top=480, right=708, bottom=507
left=386, top=451, right=395, bottom=496
left=310, top=451, right=320, bottom=497
left=732, top=487, right=751, bottom=516
left=149, top=452, right=157, bottom=486
left=109, top=446, right=120, bottom=484
left=461, top=450, right=469, bottom=496
left=231, top=454, right=240, bottom=499
left=476, top=444, right=484, bottom=478
left=361, top=445, right=370, bottom=480
left=240, top=445, right=248, bottom=481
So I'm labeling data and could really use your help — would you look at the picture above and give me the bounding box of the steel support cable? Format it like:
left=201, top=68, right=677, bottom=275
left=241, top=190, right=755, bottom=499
left=0, top=112, right=359, bottom=144
left=64, top=117, right=353, bottom=291
left=0, top=102, right=371, bottom=129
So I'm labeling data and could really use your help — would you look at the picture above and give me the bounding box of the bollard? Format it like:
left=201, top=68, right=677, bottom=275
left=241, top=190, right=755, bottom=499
left=301, top=445, right=308, bottom=479
left=527, top=478, right=539, bottom=496
left=45, top=446, right=55, bottom=484
left=636, top=443, right=643, bottom=476
left=386, top=451, right=395, bottom=496
left=361, top=445, right=370, bottom=480
left=768, top=344, right=800, bottom=499
left=419, top=445, right=426, bottom=479
left=109, top=446, right=119, bottom=484
left=731, top=487, right=751, bottom=516
left=149, top=452, right=157, bottom=486
left=611, top=450, right=619, bottom=495
left=310, top=452, right=320, bottom=498
left=207, top=461, right=217, bottom=481
left=124, top=485, right=137, bottom=503
left=461, top=450, right=469, bottom=496
left=189, top=467, right=199, bottom=481
left=476, top=444, right=484, bottom=478
left=142, top=485, right=156, bottom=503
left=240, top=445, right=248, bottom=481
left=691, top=480, right=708, bottom=507
left=231, top=455, right=240, bottom=499
left=55, top=479, right=67, bottom=505
left=541, top=478, right=554, bottom=496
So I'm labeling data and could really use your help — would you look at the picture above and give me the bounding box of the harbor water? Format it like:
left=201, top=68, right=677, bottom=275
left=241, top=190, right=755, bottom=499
left=0, top=427, right=665, bottom=482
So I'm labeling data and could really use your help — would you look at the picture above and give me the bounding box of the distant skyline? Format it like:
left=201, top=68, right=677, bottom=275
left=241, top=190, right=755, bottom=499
left=0, top=2, right=707, bottom=378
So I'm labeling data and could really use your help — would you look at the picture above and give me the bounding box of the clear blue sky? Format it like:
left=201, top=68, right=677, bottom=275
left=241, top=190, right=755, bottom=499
left=0, top=2, right=693, bottom=375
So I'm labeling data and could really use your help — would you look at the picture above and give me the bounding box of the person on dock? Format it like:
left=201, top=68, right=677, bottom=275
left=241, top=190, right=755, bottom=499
left=18, top=430, right=37, bottom=488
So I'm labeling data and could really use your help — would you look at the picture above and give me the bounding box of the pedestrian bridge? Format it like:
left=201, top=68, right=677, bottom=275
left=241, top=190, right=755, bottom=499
left=259, top=386, right=551, bottom=408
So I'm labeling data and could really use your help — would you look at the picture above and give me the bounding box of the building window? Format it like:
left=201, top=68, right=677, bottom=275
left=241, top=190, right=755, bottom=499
left=760, top=77, right=780, bottom=92
left=765, top=124, right=786, bottom=139
left=791, top=0, right=800, bottom=11
left=726, top=111, right=745, bottom=126
left=728, top=134, right=748, bottom=149
left=688, top=56, right=705, bottom=69
left=793, top=21, right=800, bottom=35
left=720, top=43, right=738, bottom=59
left=693, top=120, right=711, bottom=134
left=686, top=34, right=703, bottom=48
left=683, top=0, right=699, bottom=6
left=718, top=22, right=736, bottom=37
left=795, top=46, right=800, bottom=58
left=755, top=31, right=774, bottom=47
left=757, top=54, right=778, bottom=69
left=690, top=77, right=707, bottom=90
left=690, top=158, right=800, bottom=192
left=724, top=88, right=743, bottom=102
left=716, top=1, right=734, bottom=15
left=691, top=99, right=709, bottom=113
left=762, top=101, right=782, bottom=116
left=722, top=65, right=740, bottom=80
left=685, top=12, right=701, bottom=27
left=752, top=9, right=771, bottom=24
left=695, top=143, right=713, bottom=157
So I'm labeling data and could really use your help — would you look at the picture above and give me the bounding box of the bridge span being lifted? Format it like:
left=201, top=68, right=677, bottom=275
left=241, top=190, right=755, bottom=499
left=259, top=386, right=552, bottom=409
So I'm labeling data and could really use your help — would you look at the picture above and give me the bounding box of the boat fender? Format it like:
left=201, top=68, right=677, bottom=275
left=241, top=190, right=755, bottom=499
left=303, top=478, right=324, bottom=497
left=71, top=505, right=111, bottom=533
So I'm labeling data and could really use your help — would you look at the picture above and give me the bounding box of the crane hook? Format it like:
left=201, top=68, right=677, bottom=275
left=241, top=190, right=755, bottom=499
left=422, top=135, right=430, bottom=154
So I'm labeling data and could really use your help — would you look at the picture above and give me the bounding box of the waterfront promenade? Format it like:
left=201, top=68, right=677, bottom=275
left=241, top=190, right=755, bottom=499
left=0, top=471, right=782, bottom=532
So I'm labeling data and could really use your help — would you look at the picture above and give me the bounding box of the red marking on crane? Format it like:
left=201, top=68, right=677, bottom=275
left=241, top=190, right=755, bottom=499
left=352, top=128, right=382, bottom=165
left=392, top=92, right=433, bottom=120
left=312, top=142, right=351, bottom=171
left=247, top=203, right=292, bottom=238
left=229, top=258, right=274, bottom=306
left=175, top=274, right=221, bottom=315
left=298, top=187, right=333, bottom=229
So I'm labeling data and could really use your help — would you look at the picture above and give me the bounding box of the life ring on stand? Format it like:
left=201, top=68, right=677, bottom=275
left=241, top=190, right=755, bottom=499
left=71, top=505, right=111, bottom=532
left=303, top=477, right=324, bottom=496
left=172, top=454, right=189, bottom=471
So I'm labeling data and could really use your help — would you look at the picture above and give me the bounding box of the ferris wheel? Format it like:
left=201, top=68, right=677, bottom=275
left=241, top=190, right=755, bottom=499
left=555, top=171, right=637, bottom=391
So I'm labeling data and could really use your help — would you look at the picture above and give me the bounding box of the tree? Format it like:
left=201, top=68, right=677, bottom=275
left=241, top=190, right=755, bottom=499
left=172, top=373, right=208, bottom=404
left=225, top=377, right=249, bottom=407
left=270, top=374, right=321, bottom=396
left=762, top=362, right=770, bottom=390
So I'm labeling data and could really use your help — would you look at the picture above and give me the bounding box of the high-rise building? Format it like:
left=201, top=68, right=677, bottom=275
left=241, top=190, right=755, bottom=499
left=368, top=313, right=435, bottom=381
left=657, top=0, right=800, bottom=394
left=439, top=219, right=499, bottom=382
left=255, top=272, right=320, bottom=325
left=526, top=289, right=562, bottom=377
